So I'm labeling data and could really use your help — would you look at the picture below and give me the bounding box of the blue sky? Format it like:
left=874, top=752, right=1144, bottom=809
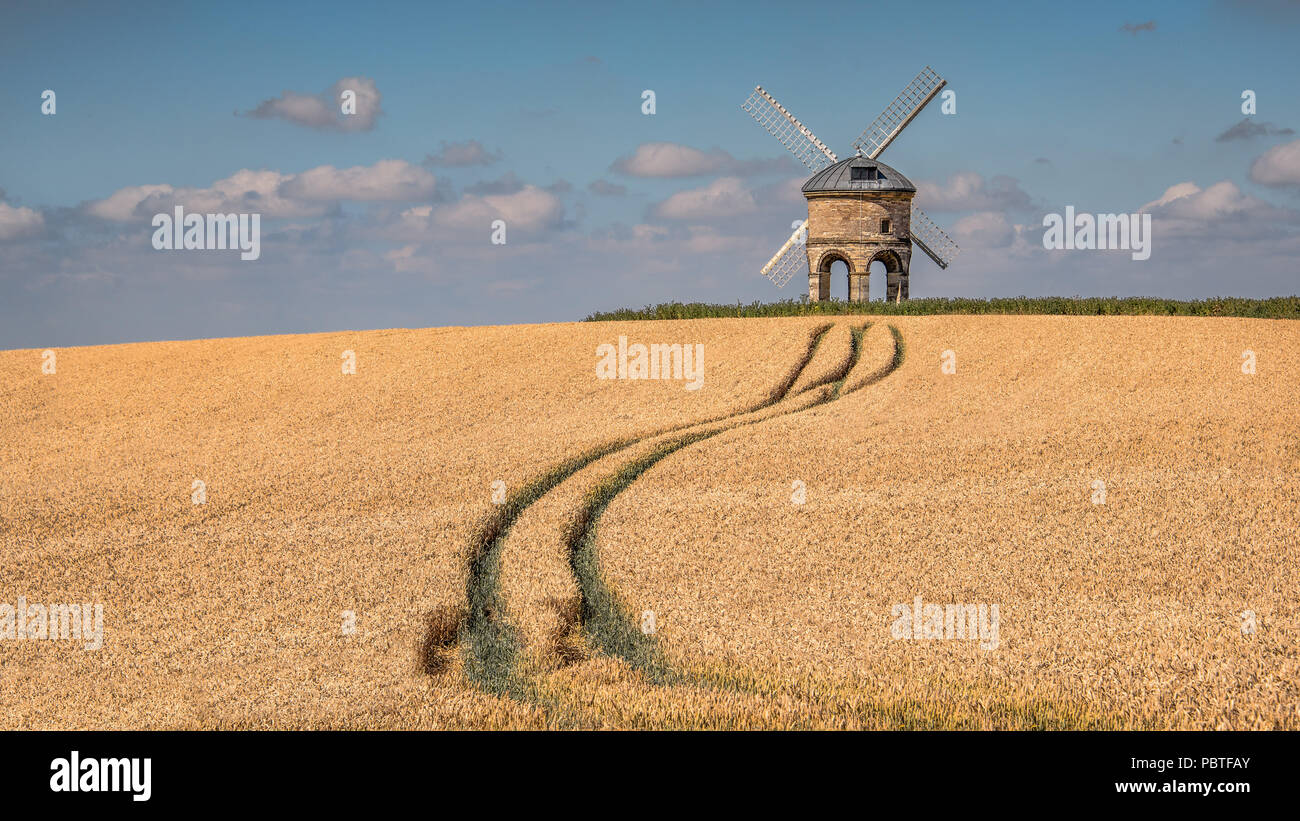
left=2, top=0, right=1298, bottom=348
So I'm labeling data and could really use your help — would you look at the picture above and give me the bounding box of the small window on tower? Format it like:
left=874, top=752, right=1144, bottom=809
left=851, top=166, right=883, bottom=182
left=851, top=166, right=869, bottom=181
left=881, top=218, right=891, bottom=234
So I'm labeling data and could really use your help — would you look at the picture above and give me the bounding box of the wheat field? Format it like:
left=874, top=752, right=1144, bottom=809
left=1, top=315, right=1296, bottom=729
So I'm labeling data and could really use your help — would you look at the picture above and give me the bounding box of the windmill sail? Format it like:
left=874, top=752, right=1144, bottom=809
left=909, top=205, right=959, bottom=269
left=743, top=87, right=838, bottom=172
left=852, top=66, right=946, bottom=159
left=760, top=220, right=810, bottom=287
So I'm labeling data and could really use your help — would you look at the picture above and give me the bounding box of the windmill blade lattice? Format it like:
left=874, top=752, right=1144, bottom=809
left=852, top=66, right=946, bottom=159
left=759, top=220, right=810, bottom=287
left=909, top=205, right=960, bottom=270
left=742, top=87, right=838, bottom=172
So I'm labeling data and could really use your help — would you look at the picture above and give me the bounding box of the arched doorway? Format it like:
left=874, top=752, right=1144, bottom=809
left=868, top=250, right=906, bottom=302
left=816, top=251, right=852, bottom=302
left=829, top=259, right=849, bottom=301
left=868, top=259, right=888, bottom=302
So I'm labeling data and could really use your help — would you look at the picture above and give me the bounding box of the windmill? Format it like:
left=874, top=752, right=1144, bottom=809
left=743, top=66, right=959, bottom=302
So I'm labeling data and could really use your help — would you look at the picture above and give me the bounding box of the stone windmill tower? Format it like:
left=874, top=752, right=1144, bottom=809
left=743, top=66, right=959, bottom=301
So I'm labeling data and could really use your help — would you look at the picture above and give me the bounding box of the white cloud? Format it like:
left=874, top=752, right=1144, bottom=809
left=610, top=142, right=793, bottom=178
left=916, top=172, right=1034, bottom=211
left=86, top=160, right=437, bottom=222
left=952, top=211, right=1015, bottom=248
left=1140, top=180, right=1290, bottom=221
left=1141, top=181, right=1201, bottom=210
left=279, top=159, right=436, bottom=201
left=244, top=77, right=382, bottom=132
left=434, top=185, right=563, bottom=232
left=87, top=171, right=321, bottom=220
left=387, top=185, right=564, bottom=242
left=612, top=143, right=729, bottom=177
left=1249, top=138, right=1300, bottom=187
left=154, top=169, right=321, bottom=217
left=1132, top=180, right=1300, bottom=248
left=0, top=201, right=44, bottom=241
left=682, top=225, right=753, bottom=254
left=653, top=177, right=758, bottom=220
left=86, top=184, right=175, bottom=221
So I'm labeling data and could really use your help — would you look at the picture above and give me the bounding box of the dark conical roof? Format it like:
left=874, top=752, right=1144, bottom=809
left=801, top=155, right=916, bottom=194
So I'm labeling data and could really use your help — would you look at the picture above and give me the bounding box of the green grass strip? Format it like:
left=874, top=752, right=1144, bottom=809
left=586, top=296, right=1300, bottom=322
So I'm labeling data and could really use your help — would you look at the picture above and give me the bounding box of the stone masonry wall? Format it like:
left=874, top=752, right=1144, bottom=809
left=804, top=191, right=914, bottom=302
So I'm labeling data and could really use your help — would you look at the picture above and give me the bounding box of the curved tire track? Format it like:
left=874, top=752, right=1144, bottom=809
left=424, top=323, right=834, bottom=693
left=565, top=324, right=905, bottom=685
left=430, top=322, right=905, bottom=711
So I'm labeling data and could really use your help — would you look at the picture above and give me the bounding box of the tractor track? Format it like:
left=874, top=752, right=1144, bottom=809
left=564, top=324, right=905, bottom=688
left=426, top=322, right=906, bottom=715
left=421, top=323, right=833, bottom=688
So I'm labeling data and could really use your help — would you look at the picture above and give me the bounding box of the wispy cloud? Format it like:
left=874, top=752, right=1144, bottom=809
left=587, top=179, right=627, bottom=197
left=916, top=172, right=1036, bottom=212
left=1215, top=118, right=1295, bottom=142
left=242, top=77, right=383, bottom=132
left=1119, top=20, right=1157, bottom=34
left=612, top=142, right=797, bottom=178
left=423, top=139, right=503, bottom=167
left=464, top=172, right=525, bottom=195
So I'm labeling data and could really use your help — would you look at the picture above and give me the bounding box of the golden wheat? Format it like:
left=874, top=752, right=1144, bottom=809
left=0, top=320, right=818, bottom=728
left=598, top=316, right=1300, bottom=729
left=3, top=315, right=1294, bottom=728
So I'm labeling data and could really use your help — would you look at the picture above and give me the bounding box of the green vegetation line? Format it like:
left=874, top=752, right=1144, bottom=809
left=585, top=296, right=1300, bottom=322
